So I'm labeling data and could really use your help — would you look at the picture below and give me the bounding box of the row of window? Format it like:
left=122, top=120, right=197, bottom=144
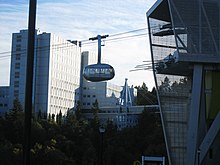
left=16, top=53, right=21, bottom=60
left=14, top=90, right=19, bottom=98
left=15, top=62, right=20, bottom=69
left=14, top=81, right=19, bottom=88
left=0, top=103, right=8, bottom=107
left=82, top=102, right=91, bottom=106
left=16, top=35, right=22, bottom=42
left=49, top=106, right=68, bottom=115
left=0, top=95, right=8, bottom=98
left=15, top=72, right=20, bottom=77
left=51, top=53, right=80, bottom=67
left=50, top=86, right=76, bottom=98
left=52, top=62, right=80, bottom=73
left=51, top=71, right=79, bottom=84
left=83, top=94, right=96, bottom=98
left=83, top=87, right=96, bottom=90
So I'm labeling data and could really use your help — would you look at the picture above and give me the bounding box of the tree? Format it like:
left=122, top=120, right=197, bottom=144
left=65, top=109, right=77, bottom=126
left=136, top=82, right=157, bottom=105
left=43, top=112, right=47, bottom=120
left=6, top=98, right=24, bottom=121
left=37, top=109, right=42, bottom=121
left=141, top=82, right=148, bottom=91
left=48, top=113, right=51, bottom=122
left=3, top=99, right=24, bottom=144
left=56, top=110, right=62, bottom=125
left=13, top=98, right=23, bottom=112
left=0, top=95, right=166, bottom=164
left=91, top=99, right=100, bottom=129
left=51, top=114, right=55, bottom=122
left=160, top=76, right=171, bottom=91
left=75, top=101, right=82, bottom=121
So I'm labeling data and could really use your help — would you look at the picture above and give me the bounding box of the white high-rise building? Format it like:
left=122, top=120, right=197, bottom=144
left=9, top=30, right=81, bottom=115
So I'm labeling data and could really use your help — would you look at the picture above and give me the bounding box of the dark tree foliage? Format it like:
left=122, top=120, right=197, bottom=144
left=0, top=98, right=166, bottom=165
left=136, top=82, right=158, bottom=105
left=3, top=99, right=24, bottom=144
left=75, top=101, right=82, bottom=121
left=91, top=99, right=100, bottom=129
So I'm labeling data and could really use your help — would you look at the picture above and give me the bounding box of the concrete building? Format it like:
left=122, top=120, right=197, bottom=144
left=80, top=51, right=141, bottom=129
left=83, top=105, right=159, bottom=130
left=9, top=30, right=35, bottom=111
left=0, top=86, right=9, bottom=116
left=9, top=30, right=81, bottom=115
left=147, top=0, right=220, bottom=164
left=81, top=81, right=121, bottom=109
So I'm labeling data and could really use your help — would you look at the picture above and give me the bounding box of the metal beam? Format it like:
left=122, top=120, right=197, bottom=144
left=199, top=112, right=220, bottom=164
left=146, top=15, right=172, bottom=165
left=186, top=64, right=203, bottom=165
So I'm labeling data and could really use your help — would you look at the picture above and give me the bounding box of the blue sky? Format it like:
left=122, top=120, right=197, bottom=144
left=0, top=0, right=156, bottom=89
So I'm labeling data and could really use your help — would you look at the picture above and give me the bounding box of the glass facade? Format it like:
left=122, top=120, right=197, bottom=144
left=147, top=0, right=220, bottom=164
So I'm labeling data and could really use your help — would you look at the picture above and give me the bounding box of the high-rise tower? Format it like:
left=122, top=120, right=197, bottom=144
left=9, top=30, right=81, bottom=115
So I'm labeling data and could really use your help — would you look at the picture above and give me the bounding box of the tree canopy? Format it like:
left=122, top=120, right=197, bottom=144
left=0, top=90, right=166, bottom=164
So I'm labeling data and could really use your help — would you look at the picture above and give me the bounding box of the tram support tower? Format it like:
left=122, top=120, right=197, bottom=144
left=89, top=35, right=109, bottom=64
left=147, top=0, right=220, bottom=164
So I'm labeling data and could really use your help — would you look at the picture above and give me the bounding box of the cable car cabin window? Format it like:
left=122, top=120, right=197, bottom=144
left=85, top=68, right=113, bottom=75
left=83, top=63, right=115, bottom=82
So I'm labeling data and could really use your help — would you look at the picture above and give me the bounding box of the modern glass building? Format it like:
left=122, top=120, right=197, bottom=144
left=147, top=0, right=220, bottom=164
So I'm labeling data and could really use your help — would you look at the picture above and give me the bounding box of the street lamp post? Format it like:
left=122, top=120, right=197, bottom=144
left=197, top=148, right=201, bottom=165
left=99, top=126, right=105, bottom=165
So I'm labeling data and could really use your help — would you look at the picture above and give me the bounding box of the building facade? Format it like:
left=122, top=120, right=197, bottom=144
left=9, top=30, right=35, bottom=111
left=0, top=86, right=9, bottom=116
left=9, top=30, right=81, bottom=115
left=147, top=0, right=220, bottom=164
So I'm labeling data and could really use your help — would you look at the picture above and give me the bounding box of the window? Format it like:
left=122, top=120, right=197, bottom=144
left=16, top=53, right=21, bottom=60
left=14, top=83, right=19, bottom=88
left=93, top=95, right=96, bottom=97
left=16, top=47, right=21, bottom=51
left=17, top=35, right=21, bottom=39
left=15, top=63, right=20, bottom=69
left=15, top=72, right=20, bottom=78
left=14, top=81, right=19, bottom=85
left=87, top=95, right=90, bottom=98
left=14, top=90, right=19, bottom=97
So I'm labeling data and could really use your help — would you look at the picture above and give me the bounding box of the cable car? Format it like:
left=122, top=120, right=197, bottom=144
left=83, top=34, right=115, bottom=82
left=83, top=63, right=115, bottom=82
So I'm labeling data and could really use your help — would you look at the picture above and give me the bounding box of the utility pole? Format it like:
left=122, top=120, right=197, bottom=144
left=23, top=0, right=37, bottom=165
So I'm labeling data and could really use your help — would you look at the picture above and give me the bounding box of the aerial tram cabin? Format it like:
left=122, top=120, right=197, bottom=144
left=83, top=35, right=115, bottom=82
left=83, top=63, right=115, bottom=82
